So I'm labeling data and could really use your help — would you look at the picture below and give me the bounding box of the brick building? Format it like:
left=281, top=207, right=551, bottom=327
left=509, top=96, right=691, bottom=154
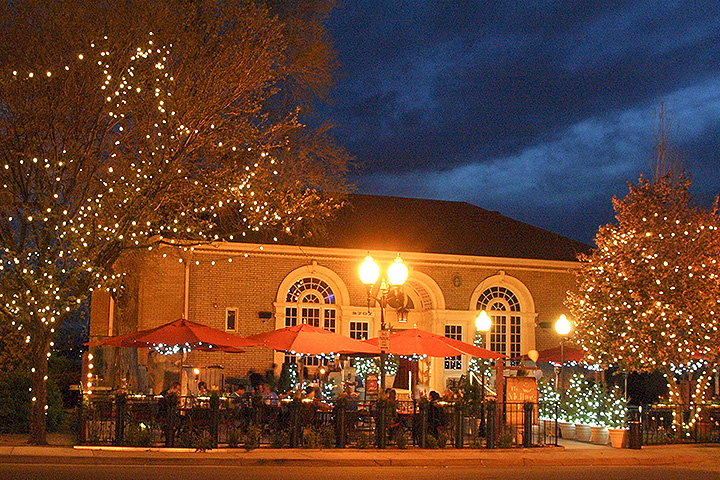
left=89, top=194, right=590, bottom=394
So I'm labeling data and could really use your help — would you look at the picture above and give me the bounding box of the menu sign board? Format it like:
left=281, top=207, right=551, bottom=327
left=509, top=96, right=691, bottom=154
left=365, top=373, right=378, bottom=396
left=505, top=376, right=538, bottom=426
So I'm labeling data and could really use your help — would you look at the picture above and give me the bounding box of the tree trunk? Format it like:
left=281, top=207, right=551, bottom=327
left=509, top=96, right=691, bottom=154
left=692, top=367, right=714, bottom=404
left=28, top=337, right=50, bottom=445
left=111, top=265, right=140, bottom=391
left=664, top=371, right=686, bottom=430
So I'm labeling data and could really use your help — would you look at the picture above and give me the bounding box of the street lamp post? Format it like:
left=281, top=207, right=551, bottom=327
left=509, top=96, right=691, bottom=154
left=359, top=253, right=408, bottom=392
left=555, top=314, right=572, bottom=403
left=475, top=310, right=491, bottom=433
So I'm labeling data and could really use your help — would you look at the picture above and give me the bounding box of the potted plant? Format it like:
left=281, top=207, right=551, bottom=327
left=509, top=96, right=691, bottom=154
left=586, top=381, right=609, bottom=445
left=565, top=373, right=592, bottom=441
left=537, top=378, right=559, bottom=437
left=556, top=374, right=577, bottom=440
left=556, top=380, right=576, bottom=440
left=604, top=386, right=628, bottom=448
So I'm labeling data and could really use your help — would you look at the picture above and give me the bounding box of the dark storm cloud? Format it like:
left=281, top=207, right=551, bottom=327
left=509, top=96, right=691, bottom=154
left=325, top=1, right=720, bottom=243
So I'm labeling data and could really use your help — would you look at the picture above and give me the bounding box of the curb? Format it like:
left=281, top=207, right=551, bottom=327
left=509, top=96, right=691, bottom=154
left=0, top=446, right=707, bottom=468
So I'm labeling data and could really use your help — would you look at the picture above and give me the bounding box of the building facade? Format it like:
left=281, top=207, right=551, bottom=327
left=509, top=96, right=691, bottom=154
left=89, top=195, right=589, bottom=394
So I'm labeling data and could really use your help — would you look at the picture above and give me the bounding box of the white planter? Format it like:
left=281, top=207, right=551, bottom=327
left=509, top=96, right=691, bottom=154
left=590, top=426, right=609, bottom=445
left=558, top=422, right=576, bottom=440
left=542, top=419, right=557, bottom=438
left=608, top=428, right=627, bottom=448
left=575, top=423, right=592, bottom=442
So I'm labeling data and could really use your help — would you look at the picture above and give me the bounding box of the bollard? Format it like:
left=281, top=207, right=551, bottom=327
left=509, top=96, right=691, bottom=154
left=289, top=398, right=301, bottom=448
left=78, top=395, right=86, bottom=444
left=114, top=393, right=126, bottom=446
left=454, top=403, right=464, bottom=448
left=376, top=399, right=387, bottom=449
left=419, top=400, right=428, bottom=448
left=523, top=402, right=533, bottom=448
left=628, top=421, right=642, bottom=449
left=627, top=405, right=642, bottom=449
left=165, top=394, right=179, bottom=448
left=485, top=401, right=496, bottom=449
left=210, top=393, right=220, bottom=445
left=334, top=397, right=347, bottom=448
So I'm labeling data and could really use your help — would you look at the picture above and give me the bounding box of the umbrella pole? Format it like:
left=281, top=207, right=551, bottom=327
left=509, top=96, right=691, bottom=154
left=180, top=348, right=186, bottom=398
left=297, top=355, right=305, bottom=392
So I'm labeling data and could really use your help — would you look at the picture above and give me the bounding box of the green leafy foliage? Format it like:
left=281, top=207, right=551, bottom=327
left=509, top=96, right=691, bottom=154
left=0, top=370, right=66, bottom=433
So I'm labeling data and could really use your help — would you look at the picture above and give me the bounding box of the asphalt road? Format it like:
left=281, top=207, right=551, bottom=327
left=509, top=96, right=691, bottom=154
left=2, top=464, right=720, bottom=480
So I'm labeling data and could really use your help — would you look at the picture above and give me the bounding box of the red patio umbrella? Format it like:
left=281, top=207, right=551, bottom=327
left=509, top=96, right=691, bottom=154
left=88, top=317, right=255, bottom=353
left=243, top=323, right=380, bottom=356
left=243, top=323, right=380, bottom=388
left=364, top=328, right=504, bottom=359
left=88, top=318, right=256, bottom=394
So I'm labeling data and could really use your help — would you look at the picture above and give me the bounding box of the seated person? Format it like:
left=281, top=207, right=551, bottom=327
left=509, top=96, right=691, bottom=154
left=230, top=384, right=250, bottom=403
left=427, top=390, right=447, bottom=438
left=159, top=381, right=181, bottom=411
left=197, top=381, right=209, bottom=397
left=261, top=382, right=279, bottom=406
left=304, top=386, right=331, bottom=408
left=230, top=384, right=251, bottom=428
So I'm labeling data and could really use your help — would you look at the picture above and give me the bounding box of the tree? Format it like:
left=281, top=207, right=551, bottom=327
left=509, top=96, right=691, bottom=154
left=0, top=0, right=349, bottom=444
left=566, top=130, right=720, bottom=409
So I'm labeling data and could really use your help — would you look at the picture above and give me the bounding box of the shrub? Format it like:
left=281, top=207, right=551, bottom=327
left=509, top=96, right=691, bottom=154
left=0, top=370, right=66, bottom=433
left=243, top=426, right=262, bottom=451
left=226, top=425, right=240, bottom=448
left=299, top=426, right=334, bottom=449
left=436, top=431, right=448, bottom=448
left=393, top=430, right=408, bottom=449
left=193, top=430, right=216, bottom=452
left=498, top=425, right=515, bottom=448
left=602, top=385, right=628, bottom=429
left=354, top=430, right=372, bottom=449
left=269, top=428, right=288, bottom=448
left=124, top=422, right=155, bottom=447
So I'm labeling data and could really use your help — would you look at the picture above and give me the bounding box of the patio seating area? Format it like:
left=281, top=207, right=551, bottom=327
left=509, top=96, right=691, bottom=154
left=78, top=393, right=559, bottom=449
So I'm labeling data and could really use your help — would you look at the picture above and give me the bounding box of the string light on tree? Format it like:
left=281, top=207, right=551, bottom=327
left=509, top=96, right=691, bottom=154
left=566, top=139, right=720, bottom=429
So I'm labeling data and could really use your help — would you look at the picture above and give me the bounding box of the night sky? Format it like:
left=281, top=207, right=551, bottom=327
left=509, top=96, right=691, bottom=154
left=322, top=1, right=720, bottom=245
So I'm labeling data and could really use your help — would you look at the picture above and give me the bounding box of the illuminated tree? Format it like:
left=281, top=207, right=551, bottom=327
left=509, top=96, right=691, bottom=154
left=0, top=0, right=349, bottom=443
left=567, top=139, right=720, bottom=409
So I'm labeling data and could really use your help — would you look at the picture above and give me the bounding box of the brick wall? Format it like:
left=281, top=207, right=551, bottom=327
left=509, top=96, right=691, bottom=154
left=92, top=244, right=580, bottom=388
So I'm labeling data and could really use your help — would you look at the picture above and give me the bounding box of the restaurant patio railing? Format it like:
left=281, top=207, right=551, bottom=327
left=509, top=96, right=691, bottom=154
left=638, top=403, right=720, bottom=445
left=78, top=393, right=561, bottom=449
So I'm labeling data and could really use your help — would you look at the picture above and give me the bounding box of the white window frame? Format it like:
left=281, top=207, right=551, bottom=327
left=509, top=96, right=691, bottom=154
left=282, top=277, right=338, bottom=366
left=225, top=308, right=238, bottom=332
left=444, top=324, right=463, bottom=370
left=350, top=321, right=369, bottom=340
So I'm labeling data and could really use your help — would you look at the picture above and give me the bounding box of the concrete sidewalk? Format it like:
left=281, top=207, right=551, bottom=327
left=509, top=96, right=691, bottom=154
left=1, top=435, right=719, bottom=467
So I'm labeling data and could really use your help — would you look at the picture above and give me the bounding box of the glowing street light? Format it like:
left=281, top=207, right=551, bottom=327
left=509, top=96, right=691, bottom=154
left=359, top=253, right=408, bottom=391
left=555, top=314, right=572, bottom=399
left=475, top=310, right=492, bottom=433
left=475, top=310, right=492, bottom=333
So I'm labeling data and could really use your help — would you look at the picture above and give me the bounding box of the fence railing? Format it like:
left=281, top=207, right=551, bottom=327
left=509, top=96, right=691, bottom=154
left=79, top=394, right=559, bottom=449
left=639, top=403, right=720, bottom=445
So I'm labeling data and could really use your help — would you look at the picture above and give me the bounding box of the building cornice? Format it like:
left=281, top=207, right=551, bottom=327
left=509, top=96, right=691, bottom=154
left=176, top=240, right=581, bottom=273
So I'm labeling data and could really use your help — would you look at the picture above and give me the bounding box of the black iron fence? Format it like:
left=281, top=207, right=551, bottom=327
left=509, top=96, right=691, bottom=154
left=639, top=403, right=720, bottom=445
left=78, top=394, right=560, bottom=449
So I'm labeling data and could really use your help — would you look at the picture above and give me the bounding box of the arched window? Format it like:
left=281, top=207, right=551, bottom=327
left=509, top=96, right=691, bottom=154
left=476, top=286, right=521, bottom=359
left=286, top=277, right=336, bottom=304
left=284, top=277, right=337, bottom=366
